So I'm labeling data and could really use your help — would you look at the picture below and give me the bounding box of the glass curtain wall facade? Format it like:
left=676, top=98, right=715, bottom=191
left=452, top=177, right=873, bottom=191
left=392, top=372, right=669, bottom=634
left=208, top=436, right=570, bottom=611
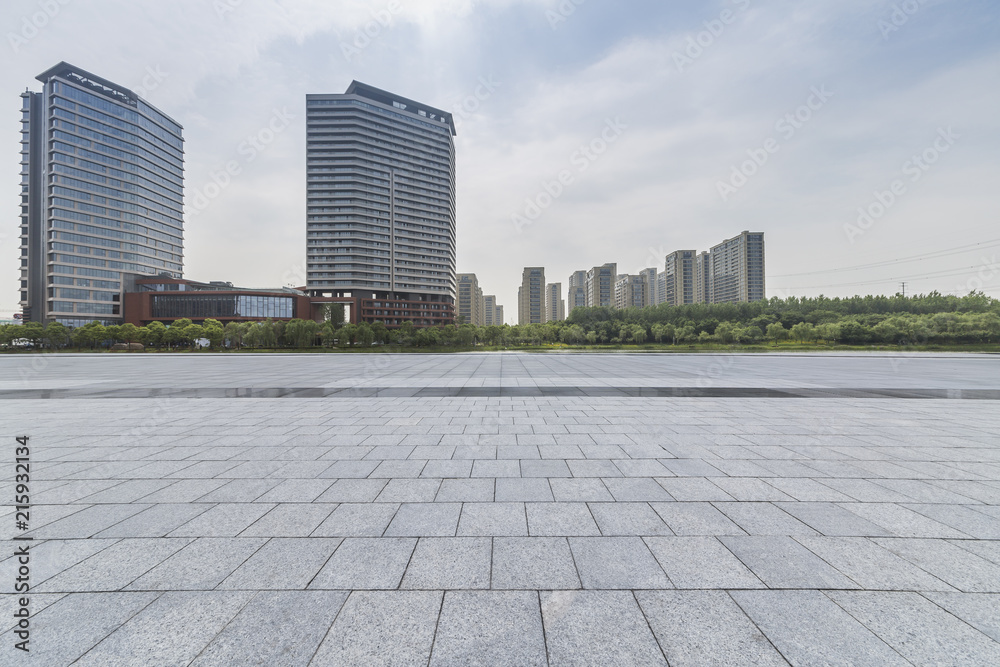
left=19, top=62, right=184, bottom=326
left=305, top=82, right=457, bottom=324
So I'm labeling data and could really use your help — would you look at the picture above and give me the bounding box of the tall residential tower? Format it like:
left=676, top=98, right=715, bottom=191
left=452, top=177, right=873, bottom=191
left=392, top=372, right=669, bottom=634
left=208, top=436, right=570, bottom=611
left=305, top=81, right=457, bottom=326
left=19, top=62, right=184, bottom=325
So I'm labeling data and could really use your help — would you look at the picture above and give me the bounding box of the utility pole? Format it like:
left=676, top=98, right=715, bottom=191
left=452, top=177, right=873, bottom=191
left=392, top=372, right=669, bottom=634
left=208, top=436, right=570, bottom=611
left=900, top=282, right=907, bottom=298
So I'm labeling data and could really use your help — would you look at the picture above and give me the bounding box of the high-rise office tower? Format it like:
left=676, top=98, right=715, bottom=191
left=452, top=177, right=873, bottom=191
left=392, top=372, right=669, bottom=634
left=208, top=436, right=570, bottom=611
left=19, top=62, right=184, bottom=325
left=614, top=274, right=647, bottom=310
left=694, top=251, right=712, bottom=304
left=586, top=263, right=617, bottom=307
left=495, top=305, right=504, bottom=326
left=306, top=81, right=457, bottom=326
left=663, top=250, right=696, bottom=307
left=484, top=294, right=497, bottom=326
left=457, top=273, right=483, bottom=325
left=566, top=270, right=587, bottom=315
left=709, top=231, right=765, bottom=303
left=639, top=267, right=659, bottom=307
left=544, top=282, right=565, bottom=322
left=518, top=267, right=545, bottom=324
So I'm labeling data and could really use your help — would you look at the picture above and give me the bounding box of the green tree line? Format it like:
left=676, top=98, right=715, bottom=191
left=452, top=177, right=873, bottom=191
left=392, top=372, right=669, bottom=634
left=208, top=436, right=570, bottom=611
left=3, top=292, right=999, bottom=351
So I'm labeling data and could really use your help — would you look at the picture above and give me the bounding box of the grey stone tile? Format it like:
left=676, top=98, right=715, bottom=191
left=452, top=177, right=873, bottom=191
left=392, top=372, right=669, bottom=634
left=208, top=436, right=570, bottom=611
left=458, top=502, right=527, bottom=536
left=497, top=444, right=541, bottom=459
left=140, top=478, right=229, bottom=503
left=94, top=503, right=212, bottom=538
left=401, top=537, right=491, bottom=589
left=241, top=503, right=337, bottom=537
left=720, top=536, right=860, bottom=589
left=315, top=478, right=388, bottom=503
left=218, top=537, right=342, bottom=589
left=843, top=502, right=971, bottom=538
left=312, top=503, right=400, bottom=537
left=0, top=592, right=158, bottom=665
left=36, top=538, right=192, bottom=593
left=657, top=477, right=733, bottom=501
left=370, top=460, right=428, bottom=478
left=168, top=503, right=274, bottom=537
left=31, top=504, right=150, bottom=539
left=763, top=477, right=854, bottom=502
left=831, top=590, right=1000, bottom=664
left=602, top=478, right=674, bottom=502
left=567, top=459, right=623, bottom=477
left=526, top=502, right=602, bottom=536
left=126, top=537, right=266, bottom=591
left=951, top=538, right=1000, bottom=565
left=492, top=537, right=580, bottom=589
left=875, top=538, right=1000, bottom=592
left=310, top=591, right=441, bottom=666
left=923, top=592, right=1000, bottom=642
left=471, top=459, right=522, bottom=478
left=309, top=537, right=416, bottom=589
left=905, top=503, right=1000, bottom=539
left=385, top=503, right=462, bottom=537
left=436, top=478, right=494, bottom=502
left=376, top=479, right=442, bottom=503
left=73, top=591, right=255, bottom=667
left=541, top=590, right=667, bottom=666
left=714, top=502, right=818, bottom=536
left=195, top=479, right=279, bottom=502
left=495, top=478, right=554, bottom=502
left=421, top=460, right=473, bottom=478
left=520, top=459, right=572, bottom=477
left=710, top=478, right=794, bottom=502
left=430, top=591, right=546, bottom=667
left=254, top=478, right=335, bottom=503
left=77, top=479, right=177, bottom=503
left=5, top=538, right=117, bottom=588
left=650, top=502, right=746, bottom=536
left=588, top=502, right=673, bottom=536
left=191, top=591, right=348, bottom=667
left=319, top=460, right=380, bottom=478
left=549, top=478, right=614, bottom=502
left=637, top=591, right=787, bottom=666
left=570, top=537, right=671, bottom=589
left=733, top=590, right=910, bottom=666
left=645, top=537, right=764, bottom=589
left=661, top=459, right=723, bottom=477
left=775, top=502, right=893, bottom=537
left=796, top=536, right=954, bottom=591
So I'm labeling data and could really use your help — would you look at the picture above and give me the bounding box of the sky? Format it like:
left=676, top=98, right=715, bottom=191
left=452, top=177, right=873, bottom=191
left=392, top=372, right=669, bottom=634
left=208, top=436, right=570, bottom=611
left=2, top=0, right=999, bottom=322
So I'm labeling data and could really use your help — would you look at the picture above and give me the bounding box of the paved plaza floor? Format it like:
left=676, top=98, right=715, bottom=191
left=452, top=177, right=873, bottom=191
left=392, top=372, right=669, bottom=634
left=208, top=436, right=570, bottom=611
left=2, top=352, right=999, bottom=665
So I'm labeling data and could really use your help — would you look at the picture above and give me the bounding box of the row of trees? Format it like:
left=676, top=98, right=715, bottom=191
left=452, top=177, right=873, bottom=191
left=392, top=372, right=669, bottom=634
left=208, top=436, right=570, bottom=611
left=3, top=292, right=999, bottom=351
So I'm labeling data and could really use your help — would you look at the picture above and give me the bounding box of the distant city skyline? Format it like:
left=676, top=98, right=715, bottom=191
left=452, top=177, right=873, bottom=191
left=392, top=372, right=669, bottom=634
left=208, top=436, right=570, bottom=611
left=3, top=0, right=999, bottom=319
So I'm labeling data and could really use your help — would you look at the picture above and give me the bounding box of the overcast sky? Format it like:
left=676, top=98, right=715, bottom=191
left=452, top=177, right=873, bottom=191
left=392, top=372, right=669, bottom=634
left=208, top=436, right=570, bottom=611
left=3, top=0, right=999, bottom=321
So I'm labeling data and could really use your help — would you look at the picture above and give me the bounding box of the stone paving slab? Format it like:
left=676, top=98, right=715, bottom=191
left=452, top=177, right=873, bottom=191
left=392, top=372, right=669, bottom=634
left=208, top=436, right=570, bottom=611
left=1, top=353, right=999, bottom=664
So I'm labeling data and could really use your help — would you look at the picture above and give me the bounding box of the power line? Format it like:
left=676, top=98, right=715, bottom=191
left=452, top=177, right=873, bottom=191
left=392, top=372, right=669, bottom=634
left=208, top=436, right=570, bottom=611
left=770, top=264, right=995, bottom=290
left=769, top=238, right=1000, bottom=278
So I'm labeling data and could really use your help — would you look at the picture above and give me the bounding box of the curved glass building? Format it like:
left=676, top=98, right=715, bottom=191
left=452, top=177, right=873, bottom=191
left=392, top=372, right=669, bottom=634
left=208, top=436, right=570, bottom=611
left=306, top=81, right=456, bottom=326
left=19, top=62, right=184, bottom=326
